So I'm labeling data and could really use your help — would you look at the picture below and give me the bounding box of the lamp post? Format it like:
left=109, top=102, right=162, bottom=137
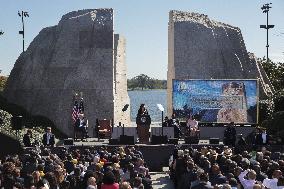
left=18, top=11, right=29, bottom=52
left=260, top=3, right=274, bottom=62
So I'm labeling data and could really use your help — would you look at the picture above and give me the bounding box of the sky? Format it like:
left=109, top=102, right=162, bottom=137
left=0, top=0, right=283, bottom=79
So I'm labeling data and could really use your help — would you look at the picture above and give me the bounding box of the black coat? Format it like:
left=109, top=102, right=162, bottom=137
left=42, top=133, right=55, bottom=146
left=23, top=133, right=32, bottom=147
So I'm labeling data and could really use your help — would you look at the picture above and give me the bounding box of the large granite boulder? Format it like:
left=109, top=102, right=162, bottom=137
left=167, top=10, right=274, bottom=115
left=4, top=9, right=130, bottom=136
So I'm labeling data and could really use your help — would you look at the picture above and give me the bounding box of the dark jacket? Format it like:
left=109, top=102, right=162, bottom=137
left=210, top=173, right=227, bottom=186
left=42, top=133, right=55, bottom=146
left=255, top=133, right=270, bottom=145
left=23, top=133, right=32, bottom=147
left=191, top=182, right=213, bottom=189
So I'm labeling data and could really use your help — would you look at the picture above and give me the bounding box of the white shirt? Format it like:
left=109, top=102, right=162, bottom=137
left=238, top=170, right=256, bottom=189
left=46, top=133, right=51, bottom=145
left=262, top=133, right=267, bottom=143
left=263, top=178, right=278, bottom=189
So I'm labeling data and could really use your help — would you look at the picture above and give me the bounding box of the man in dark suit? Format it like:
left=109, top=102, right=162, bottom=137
left=42, top=127, right=55, bottom=147
left=23, top=129, right=33, bottom=147
left=223, top=122, right=236, bottom=146
left=255, top=128, right=269, bottom=145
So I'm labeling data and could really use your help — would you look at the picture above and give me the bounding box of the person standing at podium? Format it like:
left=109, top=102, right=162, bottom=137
left=136, top=104, right=151, bottom=143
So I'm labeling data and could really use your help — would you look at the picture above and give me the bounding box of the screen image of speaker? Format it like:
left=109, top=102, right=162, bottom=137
left=11, top=116, right=23, bottom=130
left=120, top=135, right=135, bottom=145
left=185, top=136, right=199, bottom=144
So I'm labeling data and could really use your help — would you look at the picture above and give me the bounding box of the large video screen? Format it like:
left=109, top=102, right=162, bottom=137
left=172, top=79, right=258, bottom=124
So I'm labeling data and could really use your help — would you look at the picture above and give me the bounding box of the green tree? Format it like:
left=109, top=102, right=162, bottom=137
left=260, top=57, right=284, bottom=91
left=135, top=74, right=150, bottom=90
left=127, top=74, right=167, bottom=90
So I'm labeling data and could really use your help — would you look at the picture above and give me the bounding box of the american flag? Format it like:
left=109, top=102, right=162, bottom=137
left=72, top=100, right=79, bottom=122
left=72, top=98, right=84, bottom=123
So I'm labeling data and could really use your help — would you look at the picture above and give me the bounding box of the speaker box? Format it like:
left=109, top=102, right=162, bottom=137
left=151, top=135, right=168, bottom=145
left=209, top=138, right=220, bottom=144
left=11, top=116, right=23, bottom=130
left=120, top=135, right=135, bottom=145
left=64, top=139, right=74, bottom=145
left=185, top=136, right=199, bottom=144
left=109, top=138, right=119, bottom=145
left=168, top=138, right=179, bottom=144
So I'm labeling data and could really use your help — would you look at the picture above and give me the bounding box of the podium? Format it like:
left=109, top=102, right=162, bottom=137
left=136, top=115, right=151, bottom=143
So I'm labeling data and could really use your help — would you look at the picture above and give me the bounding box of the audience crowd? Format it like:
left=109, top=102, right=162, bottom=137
left=0, top=146, right=152, bottom=189
left=169, top=146, right=284, bottom=189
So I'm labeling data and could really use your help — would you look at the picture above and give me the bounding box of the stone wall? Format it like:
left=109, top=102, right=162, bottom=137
left=114, top=34, right=131, bottom=126
left=167, top=10, right=274, bottom=116
left=4, top=9, right=130, bottom=137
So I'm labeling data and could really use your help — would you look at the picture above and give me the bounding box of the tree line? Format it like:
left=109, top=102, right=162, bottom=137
left=127, top=74, right=167, bottom=90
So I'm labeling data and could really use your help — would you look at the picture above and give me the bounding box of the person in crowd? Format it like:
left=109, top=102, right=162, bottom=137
left=23, top=129, right=33, bottom=147
left=235, top=134, right=248, bottom=154
left=172, top=150, right=186, bottom=188
left=263, top=169, right=282, bottom=189
left=209, top=164, right=227, bottom=186
left=136, top=104, right=151, bottom=143
left=86, top=176, right=97, bottom=189
left=42, top=127, right=55, bottom=147
left=75, top=113, right=89, bottom=141
left=120, top=182, right=132, bottom=189
left=223, top=122, right=236, bottom=146
left=252, top=164, right=268, bottom=182
left=101, top=171, right=119, bottom=189
left=238, top=169, right=257, bottom=189
left=191, top=172, right=213, bottom=189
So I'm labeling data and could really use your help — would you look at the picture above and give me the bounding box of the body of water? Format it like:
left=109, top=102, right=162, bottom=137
left=128, top=89, right=167, bottom=122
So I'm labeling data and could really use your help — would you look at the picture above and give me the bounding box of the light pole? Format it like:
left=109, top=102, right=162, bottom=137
left=260, top=3, right=274, bottom=62
left=18, top=11, right=29, bottom=52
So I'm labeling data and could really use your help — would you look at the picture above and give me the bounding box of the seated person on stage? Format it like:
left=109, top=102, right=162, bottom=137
left=75, top=113, right=88, bottom=141
left=170, top=113, right=183, bottom=138
left=186, top=115, right=199, bottom=137
left=162, top=116, right=170, bottom=127
left=42, top=127, right=55, bottom=147
left=23, top=129, right=33, bottom=147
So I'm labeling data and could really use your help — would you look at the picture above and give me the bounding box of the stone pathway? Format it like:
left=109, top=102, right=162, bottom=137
left=150, top=171, right=174, bottom=189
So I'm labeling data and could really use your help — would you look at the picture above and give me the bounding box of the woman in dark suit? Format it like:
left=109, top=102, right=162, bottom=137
left=136, top=104, right=151, bottom=143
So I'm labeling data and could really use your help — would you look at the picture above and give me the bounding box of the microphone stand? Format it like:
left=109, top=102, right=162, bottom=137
left=162, top=111, right=164, bottom=136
